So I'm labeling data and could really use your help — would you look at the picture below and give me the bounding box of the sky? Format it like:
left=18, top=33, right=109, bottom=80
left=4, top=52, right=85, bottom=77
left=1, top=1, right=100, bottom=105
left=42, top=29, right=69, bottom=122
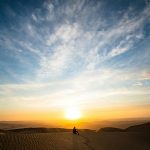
left=0, top=0, right=150, bottom=124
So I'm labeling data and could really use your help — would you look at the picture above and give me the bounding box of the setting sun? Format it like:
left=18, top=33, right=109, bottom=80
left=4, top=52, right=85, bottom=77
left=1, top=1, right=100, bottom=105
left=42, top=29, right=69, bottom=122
left=65, top=107, right=81, bottom=120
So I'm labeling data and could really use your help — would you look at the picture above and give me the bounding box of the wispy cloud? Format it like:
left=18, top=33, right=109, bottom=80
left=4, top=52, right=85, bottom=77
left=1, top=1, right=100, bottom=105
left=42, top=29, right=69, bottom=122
left=1, top=0, right=149, bottom=79
left=0, top=0, right=149, bottom=115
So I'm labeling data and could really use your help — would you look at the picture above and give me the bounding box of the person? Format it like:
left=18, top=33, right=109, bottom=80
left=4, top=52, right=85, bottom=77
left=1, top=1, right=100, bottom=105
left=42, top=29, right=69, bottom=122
left=73, top=126, right=79, bottom=135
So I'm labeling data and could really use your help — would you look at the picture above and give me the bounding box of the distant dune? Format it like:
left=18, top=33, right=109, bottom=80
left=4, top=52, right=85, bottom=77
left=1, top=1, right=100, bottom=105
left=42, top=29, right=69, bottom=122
left=98, top=122, right=150, bottom=133
left=1, top=119, right=150, bottom=129
left=125, top=122, right=150, bottom=132
left=0, top=122, right=150, bottom=150
left=0, top=121, right=51, bottom=130
left=8, top=128, right=72, bottom=133
left=98, top=127, right=124, bottom=132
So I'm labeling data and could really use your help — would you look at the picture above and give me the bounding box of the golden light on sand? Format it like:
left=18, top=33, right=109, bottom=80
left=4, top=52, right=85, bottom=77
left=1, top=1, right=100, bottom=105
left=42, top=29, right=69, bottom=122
left=65, top=107, right=81, bottom=120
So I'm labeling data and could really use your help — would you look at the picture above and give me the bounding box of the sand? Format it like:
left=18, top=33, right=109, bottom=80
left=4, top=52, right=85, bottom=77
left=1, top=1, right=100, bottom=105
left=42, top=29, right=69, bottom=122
left=81, top=131, right=150, bottom=150
left=0, top=131, right=150, bottom=150
left=0, top=132, right=88, bottom=150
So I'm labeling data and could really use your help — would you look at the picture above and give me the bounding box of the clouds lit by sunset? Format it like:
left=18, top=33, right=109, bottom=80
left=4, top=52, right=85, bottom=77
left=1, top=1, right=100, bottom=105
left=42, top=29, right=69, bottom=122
left=0, top=0, right=150, bottom=122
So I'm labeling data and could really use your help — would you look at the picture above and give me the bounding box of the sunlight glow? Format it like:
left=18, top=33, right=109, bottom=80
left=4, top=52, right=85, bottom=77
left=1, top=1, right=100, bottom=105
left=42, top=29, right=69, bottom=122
left=65, top=107, right=81, bottom=120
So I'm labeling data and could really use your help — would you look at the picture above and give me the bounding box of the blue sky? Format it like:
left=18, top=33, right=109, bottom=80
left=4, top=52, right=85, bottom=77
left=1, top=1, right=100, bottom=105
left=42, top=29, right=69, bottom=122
left=0, top=0, right=150, bottom=121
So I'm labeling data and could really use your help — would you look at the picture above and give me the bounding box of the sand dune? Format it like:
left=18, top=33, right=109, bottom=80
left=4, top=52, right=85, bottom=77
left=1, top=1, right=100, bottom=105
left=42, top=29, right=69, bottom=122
left=8, top=128, right=72, bottom=133
left=98, top=127, right=124, bottom=132
left=0, top=131, right=150, bottom=150
left=0, top=132, right=89, bottom=150
left=98, top=122, right=150, bottom=133
left=0, top=122, right=150, bottom=150
left=81, top=131, right=150, bottom=150
left=125, top=122, right=150, bottom=132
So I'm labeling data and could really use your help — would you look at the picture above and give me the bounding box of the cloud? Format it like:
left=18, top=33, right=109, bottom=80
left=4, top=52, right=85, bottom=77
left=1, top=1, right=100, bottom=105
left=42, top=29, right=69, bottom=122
left=134, top=82, right=143, bottom=87
left=38, top=44, right=75, bottom=77
left=108, top=40, right=133, bottom=57
left=31, top=13, right=37, bottom=22
left=46, top=23, right=80, bottom=45
left=141, top=70, right=150, bottom=80
left=2, top=1, right=149, bottom=79
left=0, top=0, right=149, bottom=113
left=0, top=67, right=150, bottom=111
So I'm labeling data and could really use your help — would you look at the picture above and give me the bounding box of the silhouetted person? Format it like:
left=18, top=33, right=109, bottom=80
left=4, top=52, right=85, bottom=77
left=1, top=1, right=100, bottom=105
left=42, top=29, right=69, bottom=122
left=73, top=126, right=79, bottom=135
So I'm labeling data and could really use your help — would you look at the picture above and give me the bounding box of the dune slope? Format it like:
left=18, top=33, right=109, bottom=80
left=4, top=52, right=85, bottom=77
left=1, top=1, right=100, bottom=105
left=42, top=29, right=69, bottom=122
left=1, top=122, right=150, bottom=150
left=0, top=132, right=90, bottom=150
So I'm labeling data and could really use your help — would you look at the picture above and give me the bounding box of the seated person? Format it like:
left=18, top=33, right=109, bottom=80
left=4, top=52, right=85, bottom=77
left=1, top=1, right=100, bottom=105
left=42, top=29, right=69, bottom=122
left=73, top=126, right=79, bottom=135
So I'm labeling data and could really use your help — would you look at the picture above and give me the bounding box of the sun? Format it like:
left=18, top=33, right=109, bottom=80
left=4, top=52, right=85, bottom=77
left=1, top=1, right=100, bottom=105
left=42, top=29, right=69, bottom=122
left=65, top=107, right=81, bottom=120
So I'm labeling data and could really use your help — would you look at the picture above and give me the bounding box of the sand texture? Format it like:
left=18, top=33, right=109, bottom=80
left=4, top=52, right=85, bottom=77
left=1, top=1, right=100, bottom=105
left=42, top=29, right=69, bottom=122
left=0, top=132, right=89, bottom=150
left=0, top=131, right=150, bottom=150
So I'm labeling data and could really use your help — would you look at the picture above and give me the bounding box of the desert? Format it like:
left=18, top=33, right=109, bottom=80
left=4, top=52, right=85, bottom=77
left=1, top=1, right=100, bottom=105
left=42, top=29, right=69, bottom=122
left=0, top=122, right=150, bottom=150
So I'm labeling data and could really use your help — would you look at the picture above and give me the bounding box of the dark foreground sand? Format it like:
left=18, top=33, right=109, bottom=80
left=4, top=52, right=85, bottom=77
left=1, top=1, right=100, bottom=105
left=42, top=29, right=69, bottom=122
left=0, top=131, right=150, bottom=150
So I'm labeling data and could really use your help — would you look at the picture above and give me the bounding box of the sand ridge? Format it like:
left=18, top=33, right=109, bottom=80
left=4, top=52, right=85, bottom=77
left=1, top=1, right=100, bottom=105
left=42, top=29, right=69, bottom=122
left=0, top=132, right=93, bottom=150
left=1, top=122, right=150, bottom=150
left=0, top=131, right=150, bottom=150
